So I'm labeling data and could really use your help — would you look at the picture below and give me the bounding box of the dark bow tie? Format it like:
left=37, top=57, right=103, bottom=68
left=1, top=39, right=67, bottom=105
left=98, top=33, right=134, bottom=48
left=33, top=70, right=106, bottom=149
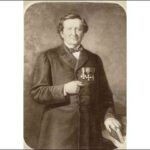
left=69, top=46, right=83, bottom=53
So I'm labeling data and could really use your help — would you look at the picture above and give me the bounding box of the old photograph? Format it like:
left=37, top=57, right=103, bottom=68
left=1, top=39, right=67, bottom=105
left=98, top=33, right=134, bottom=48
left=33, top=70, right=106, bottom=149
left=24, top=2, right=126, bottom=149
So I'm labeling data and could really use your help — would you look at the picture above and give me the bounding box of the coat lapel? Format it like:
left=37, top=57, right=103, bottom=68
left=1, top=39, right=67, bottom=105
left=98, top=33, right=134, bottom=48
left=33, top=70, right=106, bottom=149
left=58, top=45, right=89, bottom=71
left=75, top=49, right=89, bottom=72
left=58, top=45, right=77, bottom=69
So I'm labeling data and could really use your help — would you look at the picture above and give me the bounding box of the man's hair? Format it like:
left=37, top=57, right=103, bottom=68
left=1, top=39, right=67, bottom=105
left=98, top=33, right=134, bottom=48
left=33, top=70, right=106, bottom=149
left=57, top=13, right=88, bottom=34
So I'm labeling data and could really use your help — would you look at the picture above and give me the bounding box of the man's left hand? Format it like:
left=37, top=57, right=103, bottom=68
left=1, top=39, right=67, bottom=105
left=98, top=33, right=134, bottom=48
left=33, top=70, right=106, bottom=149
left=104, top=117, right=121, bottom=132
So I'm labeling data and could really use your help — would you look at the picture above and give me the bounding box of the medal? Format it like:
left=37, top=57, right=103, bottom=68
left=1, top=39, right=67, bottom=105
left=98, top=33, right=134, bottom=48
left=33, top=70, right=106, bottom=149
left=80, top=67, right=95, bottom=83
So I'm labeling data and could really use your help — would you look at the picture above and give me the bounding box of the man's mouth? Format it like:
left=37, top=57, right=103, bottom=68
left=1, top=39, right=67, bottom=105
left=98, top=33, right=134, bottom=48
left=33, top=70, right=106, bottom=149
left=70, top=37, right=78, bottom=41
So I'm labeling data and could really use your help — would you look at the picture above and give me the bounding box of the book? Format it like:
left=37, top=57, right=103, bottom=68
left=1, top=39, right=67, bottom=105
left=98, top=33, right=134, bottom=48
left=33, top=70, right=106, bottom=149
left=109, top=127, right=124, bottom=143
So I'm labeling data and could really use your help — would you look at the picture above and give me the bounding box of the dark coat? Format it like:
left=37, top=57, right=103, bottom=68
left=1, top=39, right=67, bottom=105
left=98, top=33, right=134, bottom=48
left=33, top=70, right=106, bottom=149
left=31, top=45, right=115, bottom=149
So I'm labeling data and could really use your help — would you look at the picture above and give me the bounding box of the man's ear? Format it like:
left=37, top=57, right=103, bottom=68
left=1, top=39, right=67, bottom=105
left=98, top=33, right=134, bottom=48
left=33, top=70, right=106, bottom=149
left=60, top=31, right=64, bottom=39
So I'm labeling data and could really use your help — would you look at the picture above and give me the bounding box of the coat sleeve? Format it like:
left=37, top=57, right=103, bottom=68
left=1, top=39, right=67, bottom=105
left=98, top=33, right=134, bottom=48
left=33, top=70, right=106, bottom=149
left=30, top=52, right=69, bottom=105
left=96, top=56, right=116, bottom=121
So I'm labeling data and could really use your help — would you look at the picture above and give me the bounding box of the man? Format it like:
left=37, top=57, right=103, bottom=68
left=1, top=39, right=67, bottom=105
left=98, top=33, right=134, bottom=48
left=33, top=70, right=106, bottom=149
left=31, top=13, right=121, bottom=149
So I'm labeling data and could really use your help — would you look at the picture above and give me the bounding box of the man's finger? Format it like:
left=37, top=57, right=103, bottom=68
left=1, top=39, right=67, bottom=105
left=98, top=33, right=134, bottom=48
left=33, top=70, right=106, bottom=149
left=109, top=123, right=116, bottom=131
left=116, top=129, right=124, bottom=143
left=105, top=124, right=111, bottom=132
left=78, top=83, right=85, bottom=87
left=104, top=121, right=111, bottom=132
left=112, top=119, right=121, bottom=128
left=76, top=86, right=80, bottom=92
left=76, top=81, right=85, bottom=86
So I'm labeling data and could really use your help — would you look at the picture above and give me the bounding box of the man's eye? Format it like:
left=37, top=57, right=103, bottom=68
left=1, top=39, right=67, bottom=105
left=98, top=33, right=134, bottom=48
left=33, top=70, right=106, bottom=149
left=77, top=28, right=83, bottom=31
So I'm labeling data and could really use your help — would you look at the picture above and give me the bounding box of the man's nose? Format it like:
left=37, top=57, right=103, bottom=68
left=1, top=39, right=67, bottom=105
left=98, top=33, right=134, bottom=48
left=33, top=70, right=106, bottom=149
left=71, top=29, right=77, bottom=36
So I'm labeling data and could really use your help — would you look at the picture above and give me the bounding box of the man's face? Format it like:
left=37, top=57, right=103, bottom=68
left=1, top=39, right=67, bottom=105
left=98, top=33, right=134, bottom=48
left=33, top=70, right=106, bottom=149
left=60, top=18, right=84, bottom=48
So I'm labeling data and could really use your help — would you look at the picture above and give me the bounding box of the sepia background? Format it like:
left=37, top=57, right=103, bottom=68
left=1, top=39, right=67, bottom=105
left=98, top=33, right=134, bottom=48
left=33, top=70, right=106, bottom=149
left=24, top=2, right=126, bottom=148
